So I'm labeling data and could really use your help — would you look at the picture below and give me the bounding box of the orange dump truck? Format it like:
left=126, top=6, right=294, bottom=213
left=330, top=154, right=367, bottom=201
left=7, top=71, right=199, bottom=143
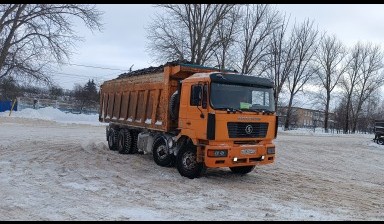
left=99, top=61, right=277, bottom=179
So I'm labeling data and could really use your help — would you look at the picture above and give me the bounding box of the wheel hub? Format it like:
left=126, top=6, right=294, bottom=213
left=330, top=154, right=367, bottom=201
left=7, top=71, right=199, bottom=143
left=157, top=145, right=167, bottom=159
left=183, top=152, right=196, bottom=170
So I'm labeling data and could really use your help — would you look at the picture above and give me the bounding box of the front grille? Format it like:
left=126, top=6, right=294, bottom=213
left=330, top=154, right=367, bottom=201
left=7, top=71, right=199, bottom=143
left=227, top=122, right=268, bottom=138
left=234, top=140, right=259, bottom=145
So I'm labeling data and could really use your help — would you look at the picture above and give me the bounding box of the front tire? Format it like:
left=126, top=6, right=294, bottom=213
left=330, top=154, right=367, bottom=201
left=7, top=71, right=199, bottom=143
left=377, top=138, right=384, bottom=145
left=152, top=137, right=175, bottom=167
left=229, top=165, right=256, bottom=174
left=176, top=143, right=205, bottom=179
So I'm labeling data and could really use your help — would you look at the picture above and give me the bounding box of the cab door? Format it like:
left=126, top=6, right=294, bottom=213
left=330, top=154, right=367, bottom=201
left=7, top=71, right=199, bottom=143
left=185, top=83, right=209, bottom=140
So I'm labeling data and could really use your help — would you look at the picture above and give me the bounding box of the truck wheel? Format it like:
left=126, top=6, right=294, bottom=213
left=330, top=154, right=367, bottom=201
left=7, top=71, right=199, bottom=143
left=176, top=143, right=205, bottom=179
left=107, top=128, right=119, bottom=151
left=118, top=129, right=134, bottom=154
left=229, top=165, right=256, bottom=174
left=131, top=130, right=139, bottom=153
left=377, top=138, right=384, bottom=145
left=153, top=137, right=175, bottom=167
left=169, top=90, right=180, bottom=121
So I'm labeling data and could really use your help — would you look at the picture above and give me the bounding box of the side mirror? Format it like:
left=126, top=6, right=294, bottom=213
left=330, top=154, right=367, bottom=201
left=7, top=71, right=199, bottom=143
left=191, top=85, right=202, bottom=106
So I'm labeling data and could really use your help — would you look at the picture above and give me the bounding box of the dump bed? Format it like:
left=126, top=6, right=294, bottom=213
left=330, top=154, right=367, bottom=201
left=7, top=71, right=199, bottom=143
left=99, top=62, right=223, bottom=132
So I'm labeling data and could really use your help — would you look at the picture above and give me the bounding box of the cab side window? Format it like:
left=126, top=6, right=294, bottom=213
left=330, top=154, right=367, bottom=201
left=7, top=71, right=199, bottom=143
left=190, top=84, right=208, bottom=108
left=190, top=84, right=202, bottom=106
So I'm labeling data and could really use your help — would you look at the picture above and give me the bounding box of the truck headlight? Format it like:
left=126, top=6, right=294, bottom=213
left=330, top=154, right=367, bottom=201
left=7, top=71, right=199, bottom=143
left=207, top=149, right=228, bottom=157
left=267, top=147, right=275, bottom=154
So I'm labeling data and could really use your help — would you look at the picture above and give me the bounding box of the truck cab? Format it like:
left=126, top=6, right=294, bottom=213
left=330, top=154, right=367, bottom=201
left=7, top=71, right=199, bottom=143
left=174, top=72, right=277, bottom=178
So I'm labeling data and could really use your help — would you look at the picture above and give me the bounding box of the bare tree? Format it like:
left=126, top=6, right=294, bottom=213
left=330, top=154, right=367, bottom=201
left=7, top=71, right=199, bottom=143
left=313, top=34, right=349, bottom=133
left=212, top=5, right=241, bottom=71
left=334, top=95, right=348, bottom=133
left=146, top=4, right=235, bottom=65
left=0, top=75, right=20, bottom=100
left=72, top=79, right=98, bottom=114
left=351, top=43, right=384, bottom=133
left=264, top=14, right=296, bottom=110
left=235, top=4, right=281, bottom=74
left=358, top=90, right=381, bottom=133
left=284, top=19, right=319, bottom=130
left=341, top=42, right=384, bottom=133
left=375, top=94, right=384, bottom=118
left=0, top=4, right=103, bottom=84
left=340, top=44, right=362, bottom=133
left=49, top=85, right=64, bottom=100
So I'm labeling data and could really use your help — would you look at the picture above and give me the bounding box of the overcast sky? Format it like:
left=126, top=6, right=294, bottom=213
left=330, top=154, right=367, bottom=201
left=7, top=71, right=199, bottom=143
left=52, top=4, right=384, bottom=90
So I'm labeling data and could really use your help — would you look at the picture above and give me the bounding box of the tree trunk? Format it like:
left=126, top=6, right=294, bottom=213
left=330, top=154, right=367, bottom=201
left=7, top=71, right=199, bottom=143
left=284, top=94, right=294, bottom=130
left=324, top=91, right=330, bottom=133
left=344, top=97, right=350, bottom=134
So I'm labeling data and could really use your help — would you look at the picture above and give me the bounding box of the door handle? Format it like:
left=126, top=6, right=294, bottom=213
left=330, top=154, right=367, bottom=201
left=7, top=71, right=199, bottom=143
left=186, top=121, right=191, bottom=125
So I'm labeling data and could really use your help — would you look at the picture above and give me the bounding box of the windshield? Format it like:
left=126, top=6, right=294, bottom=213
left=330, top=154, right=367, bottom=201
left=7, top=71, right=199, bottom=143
left=210, top=82, right=275, bottom=112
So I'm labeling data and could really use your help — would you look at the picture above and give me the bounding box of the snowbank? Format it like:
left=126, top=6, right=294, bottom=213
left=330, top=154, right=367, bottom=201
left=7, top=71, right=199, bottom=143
left=0, top=107, right=105, bottom=126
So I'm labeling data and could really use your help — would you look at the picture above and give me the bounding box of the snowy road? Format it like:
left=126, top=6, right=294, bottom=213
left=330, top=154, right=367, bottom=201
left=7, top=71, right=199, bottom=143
left=0, top=116, right=383, bottom=220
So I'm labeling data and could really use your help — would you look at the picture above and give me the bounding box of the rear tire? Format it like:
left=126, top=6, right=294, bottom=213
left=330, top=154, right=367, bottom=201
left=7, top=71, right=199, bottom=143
left=118, top=129, right=133, bottom=154
left=229, top=165, right=256, bottom=174
left=377, top=138, right=384, bottom=145
left=107, top=128, right=118, bottom=151
left=176, top=143, right=205, bottom=179
left=131, top=130, right=139, bottom=153
left=153, top=137, right=175, bottom=167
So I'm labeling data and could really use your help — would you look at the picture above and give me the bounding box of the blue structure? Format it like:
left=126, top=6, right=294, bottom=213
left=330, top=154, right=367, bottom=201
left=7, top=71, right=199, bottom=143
left=0, top=100, right=17, bottom=112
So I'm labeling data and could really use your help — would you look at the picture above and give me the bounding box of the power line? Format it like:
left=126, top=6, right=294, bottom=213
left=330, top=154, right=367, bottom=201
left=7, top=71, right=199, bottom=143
left=51, top=71, right=120, bottom=89
left=63, top=63, right=129, bottom=71
left=44, top=60, right=130, bottom=72
left=53, top=71, right=93, bottom=78
left=52, top=71, right=119, bottom=79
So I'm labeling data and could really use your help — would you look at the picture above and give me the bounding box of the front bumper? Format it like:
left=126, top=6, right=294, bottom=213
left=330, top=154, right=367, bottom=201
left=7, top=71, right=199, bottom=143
left=202, top=143, right=275, bottom=168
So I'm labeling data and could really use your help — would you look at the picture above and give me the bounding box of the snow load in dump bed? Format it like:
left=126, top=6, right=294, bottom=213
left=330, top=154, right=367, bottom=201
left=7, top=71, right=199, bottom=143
left=116, top=60, right=237, bottom=79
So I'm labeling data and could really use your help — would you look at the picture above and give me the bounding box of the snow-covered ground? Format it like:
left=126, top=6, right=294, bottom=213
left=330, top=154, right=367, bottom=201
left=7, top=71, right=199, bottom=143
left=3, top=107, right=105, bottom=126
left=0, top=107, right=383, bottom=221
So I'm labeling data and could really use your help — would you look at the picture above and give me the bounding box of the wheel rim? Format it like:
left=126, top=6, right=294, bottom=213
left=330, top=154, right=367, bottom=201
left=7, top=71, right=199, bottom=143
left=156, top=145, right=167, bottom=160
left=182, top=151, right=197, bottom=171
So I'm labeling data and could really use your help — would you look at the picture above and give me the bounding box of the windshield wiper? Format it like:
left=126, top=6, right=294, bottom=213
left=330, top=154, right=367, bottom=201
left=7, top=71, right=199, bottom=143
left=230, top=108, right=243, bottom=113
left=241, top=108, right=262, bottom=112
left=263, top=109, right=274, bottom=114
left=242, top=108, right=275, bottom=114
left=215, top=107, right=243, bottom=113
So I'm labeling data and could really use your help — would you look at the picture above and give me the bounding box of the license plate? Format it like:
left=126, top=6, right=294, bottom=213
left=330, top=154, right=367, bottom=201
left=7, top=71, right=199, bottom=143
left=241, top=149, right=256, bottom=155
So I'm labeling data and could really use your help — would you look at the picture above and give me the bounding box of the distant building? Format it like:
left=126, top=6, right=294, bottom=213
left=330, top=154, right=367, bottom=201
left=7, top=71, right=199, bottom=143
left=277, top=106, right=336, bottom=130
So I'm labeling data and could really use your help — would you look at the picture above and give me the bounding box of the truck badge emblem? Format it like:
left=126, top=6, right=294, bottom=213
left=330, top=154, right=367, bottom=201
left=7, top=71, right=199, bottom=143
left=245, top=125, right=253, bottom=134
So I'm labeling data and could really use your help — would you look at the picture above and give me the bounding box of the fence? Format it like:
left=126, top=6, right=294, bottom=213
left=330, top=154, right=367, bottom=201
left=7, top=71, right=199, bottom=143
left=0, top=100, right=17, bottom=112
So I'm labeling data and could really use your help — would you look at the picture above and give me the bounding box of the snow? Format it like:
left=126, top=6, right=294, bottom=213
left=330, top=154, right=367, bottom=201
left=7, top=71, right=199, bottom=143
left=1, top=107, right=104, bottom=126
left=0, top=107, right=383, bottom=221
